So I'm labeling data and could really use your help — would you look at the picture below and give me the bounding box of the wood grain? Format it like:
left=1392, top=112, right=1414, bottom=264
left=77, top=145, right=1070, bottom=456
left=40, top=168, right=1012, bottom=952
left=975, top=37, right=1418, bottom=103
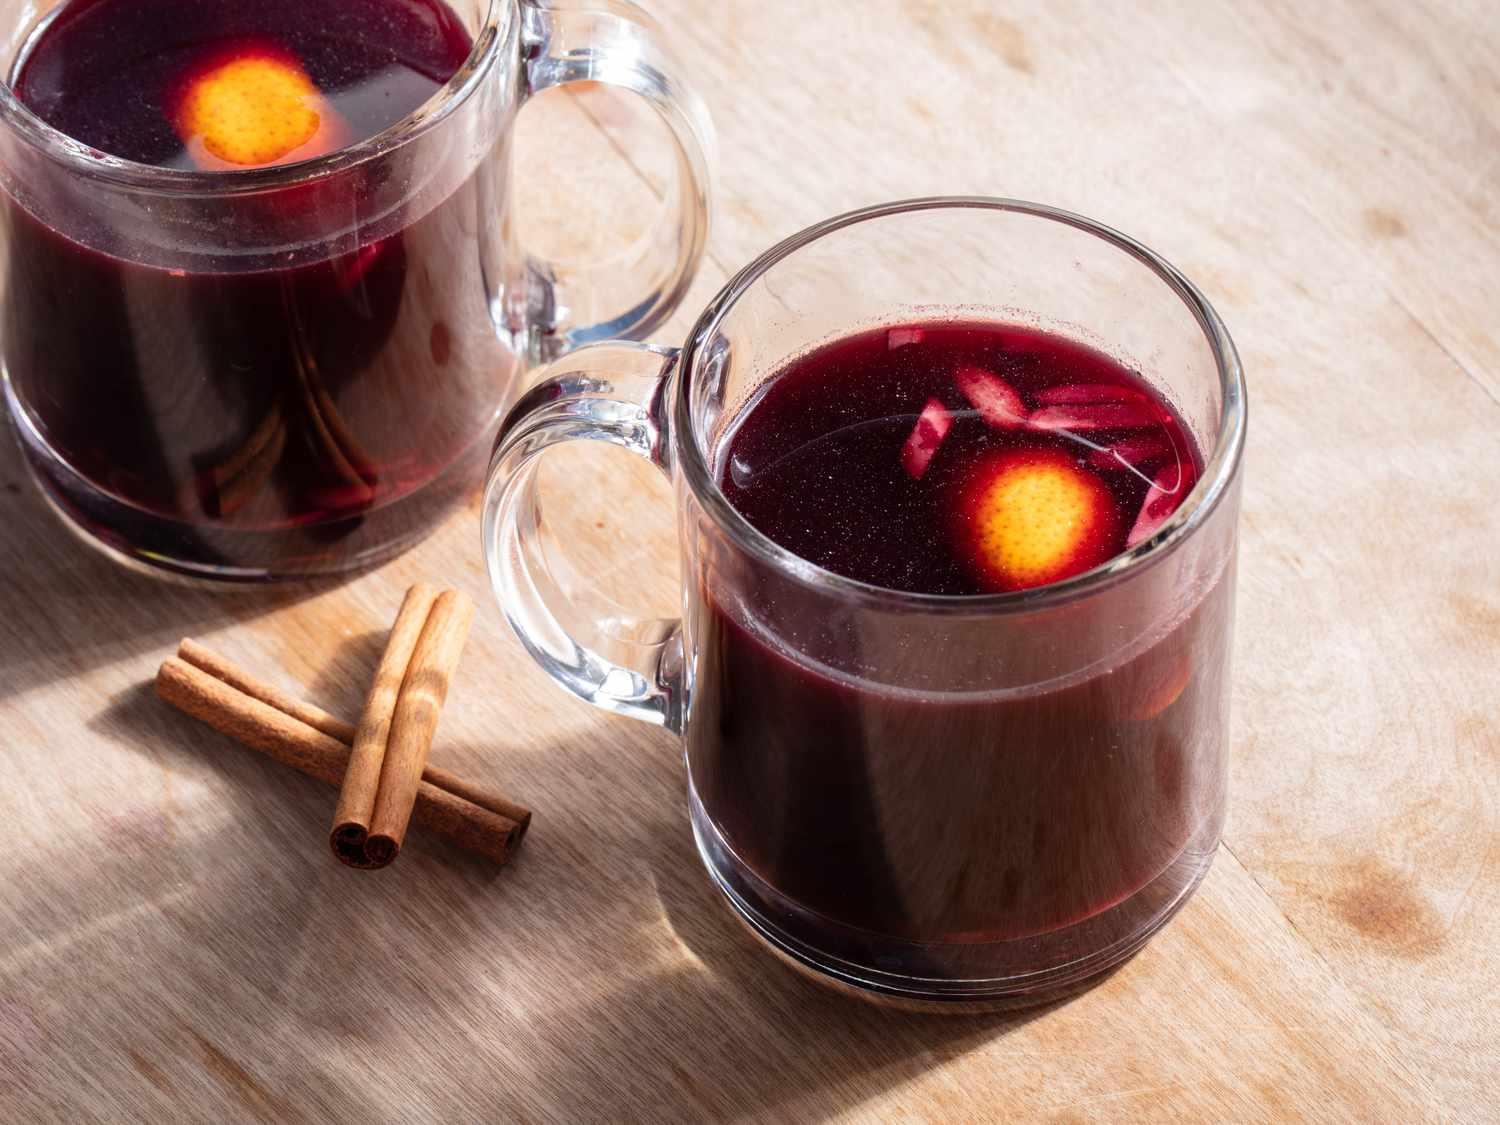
left=1, top=1, right=1496, bottom=1120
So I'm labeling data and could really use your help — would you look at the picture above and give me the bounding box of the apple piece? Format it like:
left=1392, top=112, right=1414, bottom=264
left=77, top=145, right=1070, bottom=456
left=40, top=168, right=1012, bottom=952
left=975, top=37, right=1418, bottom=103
left=1028, top=402, right=1161, bottom=432
left=1126, top=464, right=1188, bottom=548
left=1087, top=435, right=1172, bottom=473
left=1033, top=382, right=1148, bottom=407
left=900, top=397, right=954, bottom=480
left=955, top=448, right=1119, bottom=591
left=888, top=327, right=927, bottom=350
left=955, top=364, right=1028, bottom=430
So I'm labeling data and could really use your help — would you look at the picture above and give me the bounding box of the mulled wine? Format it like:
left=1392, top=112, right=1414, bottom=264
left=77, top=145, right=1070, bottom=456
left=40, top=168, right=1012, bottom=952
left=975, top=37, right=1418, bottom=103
left=689, top=321, right=1231, bottom=979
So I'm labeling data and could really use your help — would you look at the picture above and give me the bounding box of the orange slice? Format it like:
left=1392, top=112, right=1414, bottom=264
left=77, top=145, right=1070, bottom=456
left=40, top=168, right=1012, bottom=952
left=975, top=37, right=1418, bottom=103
left=173, top=46, right=343, bottom=169
left=957, top=449, right=1119, bottom=591
left=1126, top=651, right=1193, bottom=722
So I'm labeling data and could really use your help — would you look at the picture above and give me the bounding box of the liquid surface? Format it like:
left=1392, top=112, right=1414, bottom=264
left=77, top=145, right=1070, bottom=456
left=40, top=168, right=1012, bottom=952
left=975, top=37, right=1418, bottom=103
left=720, top=322, right=1200, bottom=596
left=14, top=0, right=470, bottom=168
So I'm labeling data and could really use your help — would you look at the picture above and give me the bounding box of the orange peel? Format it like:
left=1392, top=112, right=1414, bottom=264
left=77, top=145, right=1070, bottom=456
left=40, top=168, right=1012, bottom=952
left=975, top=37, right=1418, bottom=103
left=1126, top=653, right=1193, bottom=722
left=172, top=45, right=344, bottom=169
left=956, top=449, right=1118, bottom=591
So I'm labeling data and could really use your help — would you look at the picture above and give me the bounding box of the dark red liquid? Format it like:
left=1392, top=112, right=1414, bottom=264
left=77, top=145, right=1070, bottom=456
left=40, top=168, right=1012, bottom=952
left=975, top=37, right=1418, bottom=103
left=5, top=0, right=506, bottom=575
left=690, top=323, right=1231, bottom=982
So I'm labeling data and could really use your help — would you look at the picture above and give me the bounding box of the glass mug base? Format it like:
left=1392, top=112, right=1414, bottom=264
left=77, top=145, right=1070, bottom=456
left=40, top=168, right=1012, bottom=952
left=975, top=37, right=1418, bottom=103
left=5, top=380, right=486, bottom=582
left=691, top=781, right=1221, bottom=1008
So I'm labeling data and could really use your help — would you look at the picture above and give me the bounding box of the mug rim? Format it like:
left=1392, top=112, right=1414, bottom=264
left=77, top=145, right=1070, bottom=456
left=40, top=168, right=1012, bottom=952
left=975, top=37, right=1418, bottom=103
left=0, top=0, right=513, bottom=193
left=673, top=196, right=1247, bottom=616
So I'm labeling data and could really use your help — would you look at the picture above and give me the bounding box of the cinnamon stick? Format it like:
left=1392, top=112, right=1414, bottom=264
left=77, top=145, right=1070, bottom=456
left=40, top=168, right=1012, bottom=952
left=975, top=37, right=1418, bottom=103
left=366, top=590, right=475, bottom=865
left=282, top=285, right=378, bottom=499
left=206, top=399, right=288, bottom=518
left=331, top=585, right=439, bottom=864
left=155, top=649, right=529, bottom=865
left=179, top=638, right=353, bottom=742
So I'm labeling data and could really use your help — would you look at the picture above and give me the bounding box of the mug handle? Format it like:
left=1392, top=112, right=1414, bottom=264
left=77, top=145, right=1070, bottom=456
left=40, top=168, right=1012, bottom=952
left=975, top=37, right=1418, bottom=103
left=518, top=1, right=714, bottom=355
left=481, top=341, right=685, bottom=730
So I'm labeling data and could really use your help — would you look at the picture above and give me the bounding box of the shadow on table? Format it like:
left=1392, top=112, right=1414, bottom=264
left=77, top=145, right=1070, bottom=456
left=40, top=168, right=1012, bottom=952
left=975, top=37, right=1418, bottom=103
left=521, top=846, right=1053, bottom=1124
left=435, top=722, right=1064, bottom=1121
left=0, top=420, right=344, bottom=703
left=26, top=682, right=505, bottom=1119
left=63, top=671, right=1073, bottom=1123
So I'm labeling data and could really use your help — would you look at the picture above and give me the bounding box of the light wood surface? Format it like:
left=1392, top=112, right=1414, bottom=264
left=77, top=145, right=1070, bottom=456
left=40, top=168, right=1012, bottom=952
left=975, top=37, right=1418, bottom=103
left=2, top=1, right=1497, bottom=1121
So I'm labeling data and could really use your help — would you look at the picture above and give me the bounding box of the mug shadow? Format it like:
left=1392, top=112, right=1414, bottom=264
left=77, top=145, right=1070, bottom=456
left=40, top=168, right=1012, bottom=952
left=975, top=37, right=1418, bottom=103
left=516, top=786, right=1058, bottom=1124
left=0, top=420, right=352, bottom=703
left=66, top=658, right=1081, bottom=1123
left=429, top=710, right=1077, bottom=1121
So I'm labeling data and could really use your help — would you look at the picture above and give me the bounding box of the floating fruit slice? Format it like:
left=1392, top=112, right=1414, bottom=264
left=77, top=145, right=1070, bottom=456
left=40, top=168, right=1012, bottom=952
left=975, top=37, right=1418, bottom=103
left=1028, top=402, right=1161, bottom=432
left=1087, top=434, right=1172, bottom=473
left=900, top=397, right=954, bottom=479
left=955, top=449, right=1119, bottom=591
left=888, top=327, right=927, bottom=350
left=1033, top=382, right=1148, bottom=407
left=172, top=44, right=345, bottom=169
left=1126, top=652, right=1193, bottom=722
left=955, top=365, right=1028, bottom=430
left=1126, top=464, right=1188, bottom=548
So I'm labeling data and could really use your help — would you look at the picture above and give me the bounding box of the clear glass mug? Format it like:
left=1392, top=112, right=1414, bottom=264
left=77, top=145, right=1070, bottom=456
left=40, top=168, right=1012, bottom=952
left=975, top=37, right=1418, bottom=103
left=0, top=0, right=711, bottom=580
left=483, top=198, right=1246, bottom=1006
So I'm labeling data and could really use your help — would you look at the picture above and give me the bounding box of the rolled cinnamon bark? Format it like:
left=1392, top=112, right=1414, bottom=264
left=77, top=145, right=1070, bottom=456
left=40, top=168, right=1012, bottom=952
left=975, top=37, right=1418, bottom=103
left=179, top=638, right=354, bottom=743
left=366, top=590, right=476, bottom=866
left=207, top=402, right=287, bottom=518
left=330, top=584, right=440, bottom=866
left=155, top=651, right=528, bottom=866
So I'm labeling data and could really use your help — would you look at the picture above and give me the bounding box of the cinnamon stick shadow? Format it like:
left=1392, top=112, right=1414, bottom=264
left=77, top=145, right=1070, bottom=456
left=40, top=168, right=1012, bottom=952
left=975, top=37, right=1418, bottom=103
left=156, top=642, right=526, bottom=868
left=100, top=680, right=530, bottom=878
left=488, top=727, right=1044, bottom=1122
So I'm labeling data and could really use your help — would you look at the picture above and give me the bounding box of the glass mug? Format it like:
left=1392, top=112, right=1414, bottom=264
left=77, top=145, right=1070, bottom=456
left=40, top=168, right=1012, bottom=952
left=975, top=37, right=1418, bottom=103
left=0, top=0, right=711, bottom=580
left=483, top=198, right=1246, bottom=1005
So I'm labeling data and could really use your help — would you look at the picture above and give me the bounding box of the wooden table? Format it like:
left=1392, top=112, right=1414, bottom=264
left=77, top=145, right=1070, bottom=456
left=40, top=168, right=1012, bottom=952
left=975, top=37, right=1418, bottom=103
left=3, top=2, right=1497, bottom=1120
